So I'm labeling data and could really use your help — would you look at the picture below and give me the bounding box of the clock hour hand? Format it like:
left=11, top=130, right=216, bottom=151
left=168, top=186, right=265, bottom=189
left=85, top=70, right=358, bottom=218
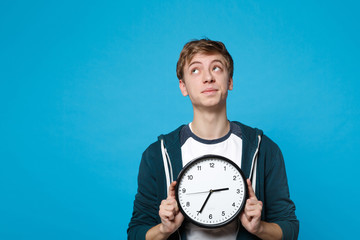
left=212, top=187, right=229, bottom=192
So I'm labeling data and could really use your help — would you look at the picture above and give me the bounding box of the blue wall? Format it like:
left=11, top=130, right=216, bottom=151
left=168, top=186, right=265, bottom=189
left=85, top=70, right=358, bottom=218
left=1, top=1, right=359, bottom=239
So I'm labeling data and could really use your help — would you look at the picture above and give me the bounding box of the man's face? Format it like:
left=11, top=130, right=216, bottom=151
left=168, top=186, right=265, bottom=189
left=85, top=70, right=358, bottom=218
left=179, top=53, right=233, bottom=110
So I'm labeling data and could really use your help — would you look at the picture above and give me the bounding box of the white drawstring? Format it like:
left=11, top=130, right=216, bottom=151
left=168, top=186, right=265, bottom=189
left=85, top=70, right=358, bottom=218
left=161, top=139, right=171, bottom=195
left=160, top=139, right=181, bottom=239
left=249, top=135, right=261, bottom=191
left=164, top=147, right=174, bottom=183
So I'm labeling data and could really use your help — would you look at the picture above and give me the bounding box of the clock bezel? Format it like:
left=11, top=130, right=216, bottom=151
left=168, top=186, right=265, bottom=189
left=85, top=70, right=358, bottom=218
left=175, top=154, right=248, bottom=228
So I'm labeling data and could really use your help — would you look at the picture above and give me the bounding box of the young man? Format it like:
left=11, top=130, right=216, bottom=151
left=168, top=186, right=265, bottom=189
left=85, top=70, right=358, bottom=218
left=128, top=39, right=299, bottom=240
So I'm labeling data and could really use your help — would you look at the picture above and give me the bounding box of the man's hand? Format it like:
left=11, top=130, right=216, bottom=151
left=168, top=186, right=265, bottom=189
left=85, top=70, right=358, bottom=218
left=240, top=179, right=263, bottom=234
left=240, top=179, right=282, bottom=240
left=146, top=181, right=184, bottom=240
left=158, top=181, right=184, bottom=235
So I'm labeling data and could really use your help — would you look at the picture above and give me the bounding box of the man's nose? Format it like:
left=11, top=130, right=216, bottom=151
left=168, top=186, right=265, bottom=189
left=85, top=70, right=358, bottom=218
left=203, top=70, right=215, bottom=83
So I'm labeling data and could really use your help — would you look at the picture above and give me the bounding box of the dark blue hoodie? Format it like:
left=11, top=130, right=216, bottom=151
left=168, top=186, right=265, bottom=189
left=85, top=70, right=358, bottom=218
left=128, top=122, right=299, bottom=239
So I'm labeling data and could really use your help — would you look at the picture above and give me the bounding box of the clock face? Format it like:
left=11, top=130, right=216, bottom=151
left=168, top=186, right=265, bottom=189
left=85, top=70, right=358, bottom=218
left=175, top=155, right=248, bottom=228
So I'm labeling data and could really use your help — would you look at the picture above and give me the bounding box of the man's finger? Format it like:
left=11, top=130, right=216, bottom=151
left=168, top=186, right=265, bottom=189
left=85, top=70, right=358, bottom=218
left=247, top=179, right=257, bottom=200
left=241, top=210, right=252, bottom=222
left=168, top=181, right=177, bottom=198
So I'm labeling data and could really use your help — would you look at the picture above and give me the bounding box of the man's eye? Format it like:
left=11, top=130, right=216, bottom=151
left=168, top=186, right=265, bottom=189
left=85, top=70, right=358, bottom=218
left=213, top=66, right=221, bottom=72
left=191, top=69, right=199, bottom=74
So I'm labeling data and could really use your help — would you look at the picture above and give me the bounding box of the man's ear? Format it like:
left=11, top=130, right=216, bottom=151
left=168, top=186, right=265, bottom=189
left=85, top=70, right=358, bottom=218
left=228, top=77, right=233, bottom=91
left=179, top=79, right=188, bottom=96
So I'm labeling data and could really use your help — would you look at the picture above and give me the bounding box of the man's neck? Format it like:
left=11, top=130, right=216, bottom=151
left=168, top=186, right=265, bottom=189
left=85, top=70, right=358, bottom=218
left=191, top=107, right=230, bottom=140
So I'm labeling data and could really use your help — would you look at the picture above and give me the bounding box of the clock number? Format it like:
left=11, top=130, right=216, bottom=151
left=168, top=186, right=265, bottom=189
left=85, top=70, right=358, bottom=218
left=182, top=188, right=186, bottom=193
left=224, top=166, right=226, bottom=171
left=187, top=175, right=193, bottom=180
left=232, top=202, right=235, bottom=207
left=237, top=189, right=240, bottom=194
left=209, top=214, right=213, bottom=219
left=233, top=175, right=236, bottom=181
left=210, top=162, right=215, bottom=168
left=197, top=166, right=201, bottom=171
left=186, top=202, right=190, bottom=207
left=222, top=211, right=225, bottom=216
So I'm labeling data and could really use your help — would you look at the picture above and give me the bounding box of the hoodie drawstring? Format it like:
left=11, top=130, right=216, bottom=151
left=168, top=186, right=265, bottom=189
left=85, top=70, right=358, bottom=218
left=249, top=135, right=262, bottom=191
left=161, top=139, right=173, bottom=196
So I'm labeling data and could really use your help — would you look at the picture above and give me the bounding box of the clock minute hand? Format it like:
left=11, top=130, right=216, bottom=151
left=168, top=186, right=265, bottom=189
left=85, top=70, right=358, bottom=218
left=197, top=188, right=230, bottom=215
left=197, top=190, right=213, bottom=215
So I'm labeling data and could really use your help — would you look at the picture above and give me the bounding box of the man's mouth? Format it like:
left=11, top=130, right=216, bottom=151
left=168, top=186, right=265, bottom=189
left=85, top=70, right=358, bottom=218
left=202, top=88, right=218, bottom=93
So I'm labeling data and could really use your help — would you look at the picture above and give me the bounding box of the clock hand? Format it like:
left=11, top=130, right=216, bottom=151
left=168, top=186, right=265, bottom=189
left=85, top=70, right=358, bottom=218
left=186, top=190, right=210, bottom=195
left=197, top=190, right=213, bottom=215
left=212, top=187, right=229, bottom=192
left=196, top=188, right=229, bottom=215
left=187, top=188, right=229, bottom=195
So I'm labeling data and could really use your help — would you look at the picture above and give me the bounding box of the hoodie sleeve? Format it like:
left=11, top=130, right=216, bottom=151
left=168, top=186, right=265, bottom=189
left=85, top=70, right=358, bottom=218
left=127, top=142, right=164, bottom=240
left=263, top=142, right=299, bottom=240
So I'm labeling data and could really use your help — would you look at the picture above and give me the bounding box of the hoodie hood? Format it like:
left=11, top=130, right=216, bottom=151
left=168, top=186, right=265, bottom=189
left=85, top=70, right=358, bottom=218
left=158, top=121, right=263, bottom=182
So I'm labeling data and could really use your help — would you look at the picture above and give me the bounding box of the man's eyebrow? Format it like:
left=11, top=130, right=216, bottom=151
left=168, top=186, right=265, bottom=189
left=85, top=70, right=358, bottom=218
left=188, top=61, right=201, bottom=68
left=188, top=59, right=224, bottom=68
left=211, top=59, right=225, bottom=65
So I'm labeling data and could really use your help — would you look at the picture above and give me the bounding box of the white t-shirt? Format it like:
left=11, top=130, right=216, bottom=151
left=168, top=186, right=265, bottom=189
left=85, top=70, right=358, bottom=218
left=180, top=122, right=243, bottom=240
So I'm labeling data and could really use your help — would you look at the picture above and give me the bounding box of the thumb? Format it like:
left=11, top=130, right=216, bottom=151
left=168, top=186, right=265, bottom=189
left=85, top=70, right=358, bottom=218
left=167, top=181, right=177, bottom=199
left=246, top=179, right=257, bottom=200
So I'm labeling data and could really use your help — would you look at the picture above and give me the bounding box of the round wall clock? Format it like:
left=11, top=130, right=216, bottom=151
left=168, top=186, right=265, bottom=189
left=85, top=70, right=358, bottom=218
left=175, top=154, right=248, bottom=228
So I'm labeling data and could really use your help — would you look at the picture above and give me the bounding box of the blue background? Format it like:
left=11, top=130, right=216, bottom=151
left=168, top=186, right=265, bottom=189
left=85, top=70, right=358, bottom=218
left=1, top=0, right=359, bottom=239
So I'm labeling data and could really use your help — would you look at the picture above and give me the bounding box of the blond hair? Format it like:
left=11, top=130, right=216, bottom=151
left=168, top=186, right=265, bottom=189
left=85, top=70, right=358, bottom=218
left=176, top=38, right=233, bottom=81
